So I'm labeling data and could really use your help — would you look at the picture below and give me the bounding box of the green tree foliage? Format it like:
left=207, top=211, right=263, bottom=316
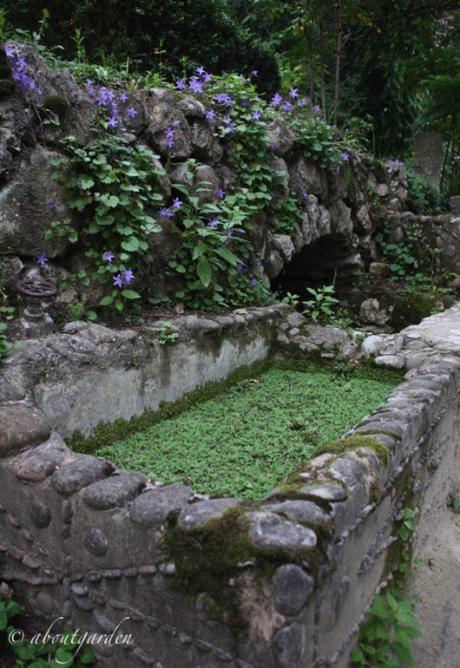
left=228, top=0, right=460, bottom=156
left=2, top=0, right=280, bottom=92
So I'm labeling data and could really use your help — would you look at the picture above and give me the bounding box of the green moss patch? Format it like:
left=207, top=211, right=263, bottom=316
left=90, top=360, right=400, bottom=499
left=315, top=435, right=391, bottom=464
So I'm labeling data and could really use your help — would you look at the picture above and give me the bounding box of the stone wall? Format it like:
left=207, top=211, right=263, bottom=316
left=0, top=303, right=459, bottom=667
left=0, top=42, right=409, bottom=301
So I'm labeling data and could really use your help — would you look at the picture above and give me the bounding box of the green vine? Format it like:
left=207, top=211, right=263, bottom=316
left=47, top=134, right=165, bottom=312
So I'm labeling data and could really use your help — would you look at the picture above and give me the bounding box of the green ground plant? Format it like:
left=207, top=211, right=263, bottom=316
left=302, top=284, right=339, bottom=322
left=147, top=320, right=179, bottom=345
left=0, top=592, right=95, bottom=667
left=351, top=593, right=421, bottom=668
left=353, top=505, right=421, bottom=667
left=92, top=362, right=399, bottom=499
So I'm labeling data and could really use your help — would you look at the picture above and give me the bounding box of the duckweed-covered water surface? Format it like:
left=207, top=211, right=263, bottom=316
left=94, top=363, right=401, bottom=499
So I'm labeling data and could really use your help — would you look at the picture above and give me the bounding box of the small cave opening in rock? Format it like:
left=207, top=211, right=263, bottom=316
left=271, top=234, right=364, bottom=309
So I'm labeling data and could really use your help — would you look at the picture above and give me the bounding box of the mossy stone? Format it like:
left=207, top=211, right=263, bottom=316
left=315, top=434, right=390, bottom=464
left=391, top=291, right=439, bottom=330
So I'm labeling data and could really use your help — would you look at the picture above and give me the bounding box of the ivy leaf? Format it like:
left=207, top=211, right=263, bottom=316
left=197, top=255, right=212, bottom=287
left=79, top=176, right=95, bottom=189
left=100, top=295, right=114, bottom=306
left=370, top=596, right=388, bottom=619
left=192, top=243, right=208, bottom=260
left=121, top=290, right=141, bottom=300
left=215, top=247, right=239, bottom=266
left=121, top=237, right=140, bottom=252
left=100, top=194, right=120, bottom=208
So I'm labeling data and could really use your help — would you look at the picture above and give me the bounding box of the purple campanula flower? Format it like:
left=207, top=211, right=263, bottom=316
left=103, top=251, right=115, bottom=263
left=250, top=70, right=258, bottom=78
left=313, top=104, right=321, bottom=113
left=113, top=269, right=135, bottom=289
left=107, top=115, right=118, bottom=128
left=165, top=127, right=175, bottom=149
left=206, top=109, right=216, bottom=121
left=216, top=188, right=225, bottom=199
left=249, top=277, right=257, bottom=288
left=86, top=79, right=95, bottom=96
left=126, top=107, right=138, bottom=119
left=96, top=87, right=108, bottom=106
left=47, top=201, right=56, bottom=210
left=202, top=72, right=212, bottom=83
left=7, top=46, right=41, bottom=99
left=236, top=263, right=247, bottom=274
left=16, top=56, right=27, bottom=71
left=225, top=229, right=233, bottom=237
left=297, top=97, right=309, bottom=107
left=160, top=207, right=173, bottom=218
left=189, top=77, right=204, bottom=94
left=302, top=191, right=309, bottom=200
left=122, top=269, right=134, bottom=286
left=195, top=66, right=205, bottom=76
left=214, top=93, right=233, bottom=107
left=175, top=78, right=186, bottom=91
left=289, top=87, right=299, bottom=99
left=119, top=92, right=128, bottom=103
left=113, top=273, right=123, bottom=288
left=341, top=151, right=350, bottom=162
left=207, top=218, right=219, bottom=228
left=172, top=197, right=183, bottom=209
left=282, top=102, right=293, bottom=112
left=35, top=253, right=48, bottom=267
left=251, top=110, right=261, bottom=120
left=271, top=92, right=283, bottom=107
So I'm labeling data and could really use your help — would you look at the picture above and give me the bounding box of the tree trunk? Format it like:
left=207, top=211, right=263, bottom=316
left=319, top=22, right=327, bottom=120
left=333, top=0, right=342, bottom=125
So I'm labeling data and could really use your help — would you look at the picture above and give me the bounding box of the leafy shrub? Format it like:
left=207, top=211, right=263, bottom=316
left=302, top=285, right=339, bottom=322
left=290, top=114, right=342, bottom=168
left=168, top=161, right=270, bottom=310
left=376, top=222, right=443, bottom=291
left=352, top=593, right=421, bottom=668
left=271, top=194, right=303, bottom=235
left=48, top=134, right=164, bottom=312
left=406, top=167, right=444, bottom=214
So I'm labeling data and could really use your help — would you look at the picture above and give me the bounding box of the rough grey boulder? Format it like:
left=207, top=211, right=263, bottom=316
left=267, top=119, right=295, bottom=156
left=289, top=156, right=324, bottom=196
left=0, top=403, right=50, bottom=456
left=0, top=145, right=75, bottom=257
left=190, top=119, right=223, bottom=163
left=144, top=103, right=192, bottom=158
left=0, top=98, right=32, bottom=178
